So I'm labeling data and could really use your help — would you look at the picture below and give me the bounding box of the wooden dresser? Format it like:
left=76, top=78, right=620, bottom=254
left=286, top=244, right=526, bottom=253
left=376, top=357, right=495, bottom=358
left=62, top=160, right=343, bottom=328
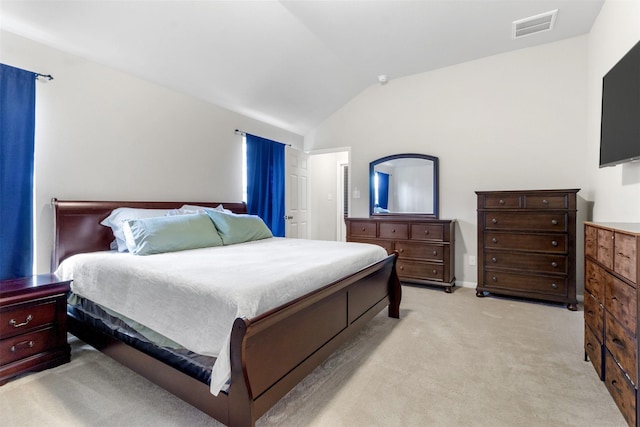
left=476, top=189, right=579, bottom=310
left=584, top=222, right=640, bottom=426
left=345, top=217, right=455, bottom=292
left=0, top=274, right=71, bottom=385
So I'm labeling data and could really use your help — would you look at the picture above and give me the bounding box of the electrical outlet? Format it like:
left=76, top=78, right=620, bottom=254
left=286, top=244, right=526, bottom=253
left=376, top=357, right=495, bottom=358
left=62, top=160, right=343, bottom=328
left=469, top=255, right=476, bottom=266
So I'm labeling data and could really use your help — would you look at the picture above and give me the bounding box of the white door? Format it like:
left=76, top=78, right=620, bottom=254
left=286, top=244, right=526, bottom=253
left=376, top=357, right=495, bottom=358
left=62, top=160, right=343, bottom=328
left=285, top=147, right=309, bottom=238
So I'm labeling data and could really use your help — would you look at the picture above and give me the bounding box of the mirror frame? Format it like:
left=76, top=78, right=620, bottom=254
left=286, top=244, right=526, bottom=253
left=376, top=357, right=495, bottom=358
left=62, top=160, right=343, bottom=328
left=369, top=153, right=439, bottom=218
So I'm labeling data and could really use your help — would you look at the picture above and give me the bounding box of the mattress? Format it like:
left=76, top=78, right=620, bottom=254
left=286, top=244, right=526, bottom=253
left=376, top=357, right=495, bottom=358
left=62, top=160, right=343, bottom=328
left=55, top=237, right=388, bottom=394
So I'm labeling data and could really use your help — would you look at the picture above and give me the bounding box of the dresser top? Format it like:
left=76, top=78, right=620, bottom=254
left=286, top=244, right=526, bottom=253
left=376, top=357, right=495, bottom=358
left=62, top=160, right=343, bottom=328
left=476, top=188, right=580, bottom=195
left=585, top=222, right=640, bottom=234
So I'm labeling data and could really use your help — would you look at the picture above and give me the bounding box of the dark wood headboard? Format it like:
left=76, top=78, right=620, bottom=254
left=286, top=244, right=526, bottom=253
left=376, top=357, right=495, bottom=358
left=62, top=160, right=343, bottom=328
left=51, top=198, right=248, bottom=271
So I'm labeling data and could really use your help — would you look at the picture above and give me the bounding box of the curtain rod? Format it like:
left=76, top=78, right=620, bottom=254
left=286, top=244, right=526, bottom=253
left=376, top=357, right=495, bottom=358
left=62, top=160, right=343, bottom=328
left=234, top=129, right=292, bottom=147
left=35, top=73, right=54, bottom=81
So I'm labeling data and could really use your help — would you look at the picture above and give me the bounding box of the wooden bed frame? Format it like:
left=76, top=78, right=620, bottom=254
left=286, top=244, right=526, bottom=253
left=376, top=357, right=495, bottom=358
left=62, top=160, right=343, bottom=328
left=51, top=198, right=401, bottom=426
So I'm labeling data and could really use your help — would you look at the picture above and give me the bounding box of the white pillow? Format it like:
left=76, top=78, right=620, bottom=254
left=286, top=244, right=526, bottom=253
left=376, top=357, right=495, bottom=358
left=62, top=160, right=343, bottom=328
left=100, top=208, right=170, bottom=252
left=180, top=204, right=233, bottom=214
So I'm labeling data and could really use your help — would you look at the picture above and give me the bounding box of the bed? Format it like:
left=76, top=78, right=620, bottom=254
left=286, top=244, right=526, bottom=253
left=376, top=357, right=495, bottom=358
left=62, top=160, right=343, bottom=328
left=51, top=198, right=401, bottom=426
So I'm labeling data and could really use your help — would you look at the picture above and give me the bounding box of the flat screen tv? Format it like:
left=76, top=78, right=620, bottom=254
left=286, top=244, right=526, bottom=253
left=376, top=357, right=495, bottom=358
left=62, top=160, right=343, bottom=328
left=599, top=40, right=640, bottom=167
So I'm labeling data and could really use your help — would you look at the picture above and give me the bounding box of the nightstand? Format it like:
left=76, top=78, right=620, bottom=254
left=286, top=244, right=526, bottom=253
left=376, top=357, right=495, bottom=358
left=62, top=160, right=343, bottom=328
left=0, top=274, right=71, bottom=385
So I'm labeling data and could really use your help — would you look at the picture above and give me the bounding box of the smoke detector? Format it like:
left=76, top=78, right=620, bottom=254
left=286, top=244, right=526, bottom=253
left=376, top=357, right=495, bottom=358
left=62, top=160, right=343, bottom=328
left=512, top=9, right=558, bottom=39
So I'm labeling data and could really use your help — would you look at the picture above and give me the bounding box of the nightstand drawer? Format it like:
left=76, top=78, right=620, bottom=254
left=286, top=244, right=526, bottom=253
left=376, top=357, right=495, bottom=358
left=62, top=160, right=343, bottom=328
left=0, top=300, right=57, bottom=338
left=0, top=327, right=58, bottom=365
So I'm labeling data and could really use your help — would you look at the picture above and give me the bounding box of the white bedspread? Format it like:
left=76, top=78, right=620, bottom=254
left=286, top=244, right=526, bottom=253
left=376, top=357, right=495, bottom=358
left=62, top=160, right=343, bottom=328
left=55, top=237, right=387, bottom=395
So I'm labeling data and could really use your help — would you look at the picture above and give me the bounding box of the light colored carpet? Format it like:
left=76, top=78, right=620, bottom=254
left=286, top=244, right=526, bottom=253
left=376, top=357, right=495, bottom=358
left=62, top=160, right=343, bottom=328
left=0, top=286, right=626, bottom=426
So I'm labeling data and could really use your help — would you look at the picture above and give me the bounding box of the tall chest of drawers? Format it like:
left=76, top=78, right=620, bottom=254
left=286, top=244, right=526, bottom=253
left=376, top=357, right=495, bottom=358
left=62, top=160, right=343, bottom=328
left=584, top=222, right=640, bottom=426
left=345, top=217, right=456, bottom=292
left=476, top=189, right=579, bottom=310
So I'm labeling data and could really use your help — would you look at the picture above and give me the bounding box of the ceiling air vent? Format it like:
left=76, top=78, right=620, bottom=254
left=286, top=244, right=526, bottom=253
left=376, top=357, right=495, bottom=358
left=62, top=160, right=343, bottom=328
left=512, top=9, right=558, bottom=39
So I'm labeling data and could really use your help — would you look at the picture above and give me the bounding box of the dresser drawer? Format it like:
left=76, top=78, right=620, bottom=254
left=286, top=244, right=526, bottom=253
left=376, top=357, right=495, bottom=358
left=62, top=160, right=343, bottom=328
left=485, top=250, right=567, bottom=274
left=483, top=212, right=567, bottom=232
left=0, top=299, right=57, bottom=338
left=379, top=222, right=408, bottom=239
left=584, top=292, right=604, bottom=343
left=410, top=223, right=444, bottom=241
left=597, top=229, right=614, bottom=269
left=523, top=194, right=569, bottom=209
left=483, top=271, right=567, bottom=296
left=397, top=260, right=443, bottom=282
left=605, top=311, right=637, bottom=385
left=348, top=221, right=377, bottom=238
left=605, top=273, right=637, bottom=337
left=585, top=225, right=598, bottom=259
left=481, top=194, right=521, bottom=209
left=605, top=350, right=636, bottom=426
left=484, top=233, right=567, bottom=253
left=585, top=260, right=605, bottom=302
left=0, top=327, right=59, bottom=365
left=585, top=324, right=603, bottom=380
left=395, top=241, right=443, bottom=261
left=615, top=232, right=638, bottom=284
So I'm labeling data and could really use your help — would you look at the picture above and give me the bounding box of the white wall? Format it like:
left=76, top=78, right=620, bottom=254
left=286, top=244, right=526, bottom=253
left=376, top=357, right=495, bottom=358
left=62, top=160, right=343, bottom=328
left=586, top=0, right=640, bottom=221
left=0, top=30, right=303, bottom=273
left=305, top=36, right=589, bottom=289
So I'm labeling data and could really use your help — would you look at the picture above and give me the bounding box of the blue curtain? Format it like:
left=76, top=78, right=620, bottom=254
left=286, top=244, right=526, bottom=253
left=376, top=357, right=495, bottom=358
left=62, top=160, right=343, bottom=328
left=0, top=64, right=36, bottom=280
left=376, top=171, right=389, bottom=209
left=245, top=134, right=285, bottom=237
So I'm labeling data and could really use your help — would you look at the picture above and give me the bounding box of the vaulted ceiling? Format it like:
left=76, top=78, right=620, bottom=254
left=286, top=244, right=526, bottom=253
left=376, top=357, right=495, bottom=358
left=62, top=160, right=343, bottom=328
left=1, top=0, right=604, bottom=135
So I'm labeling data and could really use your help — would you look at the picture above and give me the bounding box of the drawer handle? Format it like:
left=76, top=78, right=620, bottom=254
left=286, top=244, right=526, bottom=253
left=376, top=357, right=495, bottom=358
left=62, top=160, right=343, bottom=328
left=491, top=218, right=497, bottom=224
left=432, top=250, right=438, bottom=256
left=399, top=266, right=404, bottom=271
left=492, top=276, right=497, bottom=282
left=491, top=257, right=497, bottom=263
left=551, top=262, right=558, bottom=268
left=551, top=240, right=558, bottom=247
left=361, top=227, right=366, bottom=232
left=10, top=340, right=34, bottom=352
left=9, top=314, right=33, bottom=328
left=551, top=283, right=558, bottom=289
left=392, top=229, right=396, bottom=233
left=610, top=380, right=623, bottom=394
left=586, top=342, right=594, bottom=350
left=551, top=219, right=558, bottom=225
left=491, top=238, right=498, bottom=244
left=586, top=310, right=594, bottom=318
left=612, top=338, right=625, bottom=349
left=542, top=199, right=549, bottom=205
left=432, top=269, right=437, bottom=274
left=399, top=248, right=404, bottom=253
left=424, top=230, right=430, bottom=235
left=617, top=252, right=630, bottom=259
left=499, top=199, right=505, bottom=205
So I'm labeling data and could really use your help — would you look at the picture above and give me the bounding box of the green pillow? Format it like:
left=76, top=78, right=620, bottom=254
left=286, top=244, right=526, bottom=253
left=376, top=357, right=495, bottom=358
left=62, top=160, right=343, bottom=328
left=123, top=213, right=223, bottom=255
left=205, top=210, right=273, bottom=245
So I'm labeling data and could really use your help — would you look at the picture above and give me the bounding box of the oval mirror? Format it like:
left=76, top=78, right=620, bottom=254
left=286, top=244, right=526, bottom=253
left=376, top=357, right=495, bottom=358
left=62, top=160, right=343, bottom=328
left=369, top=153, right=439, bottom=217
